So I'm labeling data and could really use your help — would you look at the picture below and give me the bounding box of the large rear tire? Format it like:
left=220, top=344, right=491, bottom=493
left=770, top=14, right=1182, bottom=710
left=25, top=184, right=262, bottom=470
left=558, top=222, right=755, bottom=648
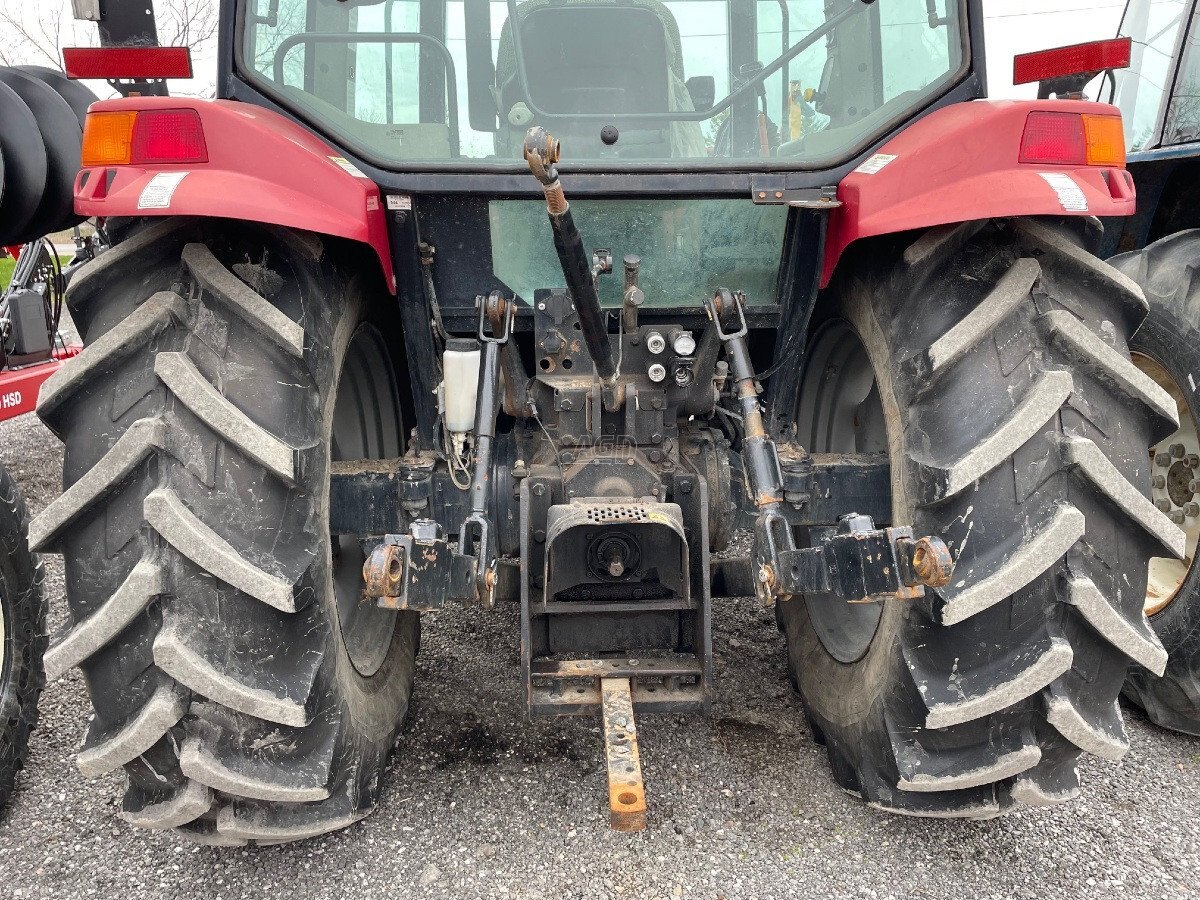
left=1110, top=230, right=1200, bottom=735
left=0, top=461, right=45, bottom=813
left=32, top=218, right=419, bottom=845
left=780, top=217, right=1181, bottom=816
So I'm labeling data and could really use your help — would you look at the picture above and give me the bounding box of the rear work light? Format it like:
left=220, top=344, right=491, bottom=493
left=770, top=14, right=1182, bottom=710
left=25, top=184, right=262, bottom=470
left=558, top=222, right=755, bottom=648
left=1019, top=111, right=1125, bottom=167
left=62, top=46, right=193, bottom=81
left=82, top=108, right=208, bottom=166
left=1013, top=37, right=1132, bottom=86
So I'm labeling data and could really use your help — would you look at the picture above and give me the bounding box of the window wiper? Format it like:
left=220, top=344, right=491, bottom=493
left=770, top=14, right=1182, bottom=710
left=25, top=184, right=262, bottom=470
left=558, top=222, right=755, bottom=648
left=501, top=0, right=874, bottom=125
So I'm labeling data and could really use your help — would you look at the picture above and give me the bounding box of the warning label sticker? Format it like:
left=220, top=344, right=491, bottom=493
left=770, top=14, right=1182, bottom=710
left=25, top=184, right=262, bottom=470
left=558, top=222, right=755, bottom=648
left=386, top=194, right=413, bottom=211
left=854, top=153, right=897, bottom=175
left=137, top=171, right=189, bottom=209
left=329, top=156, right=369, bottom=178
left=1039, top=172, right=1088, bottom=212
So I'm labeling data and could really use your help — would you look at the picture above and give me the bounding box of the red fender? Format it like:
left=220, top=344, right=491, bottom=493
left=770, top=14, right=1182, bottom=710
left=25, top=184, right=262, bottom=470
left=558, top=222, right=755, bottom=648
left=821, top=100, right=1137, bottom=286
left=74, top=97, right=396, bottom=293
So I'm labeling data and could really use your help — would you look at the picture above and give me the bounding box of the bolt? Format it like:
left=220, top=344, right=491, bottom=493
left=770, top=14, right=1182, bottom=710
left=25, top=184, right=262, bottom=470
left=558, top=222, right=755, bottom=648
left=679, top=480, right=693, bottom=494
left=1189, top=454, right=1200, bottom=469
left=672, top=331, right=697, bottom=356
left=646, top=331, right=667, bottom=355
left=532, top=482, right=546, bottom=497
left=1186, top=502, right=1200, bottom=518
left=648, top=363, right=667, bottom=383
left=1156, top=452, right=1173, bottom=467
left=1171, top=510, right=1187, bottom=524
left=1171, top=443, right=1186, bottom=458
left=649, top=449, right=663, bottom=463
left=1156, top=498, right=1173, bottom=512
left=561, top=451, right=575, bottom=464
left=1154, top=475, right=1167, bottom=489
left=1191, top=479, right=1200, bottom=494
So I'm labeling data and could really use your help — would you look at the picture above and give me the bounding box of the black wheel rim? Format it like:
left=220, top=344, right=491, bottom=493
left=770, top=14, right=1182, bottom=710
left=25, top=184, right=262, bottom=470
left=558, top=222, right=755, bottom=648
left=795, top=320, right=889, bottom=664
left=330, top=324, right=405, bottom=678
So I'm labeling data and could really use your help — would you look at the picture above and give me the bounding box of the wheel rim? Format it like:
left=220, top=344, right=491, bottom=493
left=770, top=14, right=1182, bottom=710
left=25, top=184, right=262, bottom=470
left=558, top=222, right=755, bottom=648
left=1135, top=352, right=1200, bottom=617
left=794, top=320, right=889, bottom=664
left=330, top=324, right=405, bottom=677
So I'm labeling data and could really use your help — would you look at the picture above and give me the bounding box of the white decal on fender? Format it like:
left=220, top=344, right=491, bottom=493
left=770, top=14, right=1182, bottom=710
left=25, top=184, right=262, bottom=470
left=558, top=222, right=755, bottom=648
left=137, top=171, right=190, bottom=209
left=329, top=155, right=369, bottom=178
left=1039, top=172, right=1088, bottom=212
left=854, top=153, right=897, bottom=175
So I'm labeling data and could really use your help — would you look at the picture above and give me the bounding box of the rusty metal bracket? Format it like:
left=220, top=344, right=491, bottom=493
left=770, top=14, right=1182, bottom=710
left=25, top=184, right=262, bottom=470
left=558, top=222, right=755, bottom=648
left=363, top=520, right=477, bottom=611
left=749, top=178, right=842, bottom=208
left=774, top=513, right=953, bottom=603
left=601, top=677, right=647, bottom=832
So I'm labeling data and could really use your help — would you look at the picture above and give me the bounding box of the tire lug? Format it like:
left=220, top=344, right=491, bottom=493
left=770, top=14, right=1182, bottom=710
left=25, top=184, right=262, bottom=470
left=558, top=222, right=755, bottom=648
left=1154, top=475, right=1167, bottom=489
left=1170, top=510, right=1187, bottom=524
left=1170, top=443, right=1186, bottom=458
left=1186, top=503, right=1200, bottom=518
left=1156, top=452, right=1173, bottom=467
left=1155, top=498, right=1173, bottom=512
left=1189, top=454, right=1200, bottom=469
left=1190, top=479, right=1200, bottom=494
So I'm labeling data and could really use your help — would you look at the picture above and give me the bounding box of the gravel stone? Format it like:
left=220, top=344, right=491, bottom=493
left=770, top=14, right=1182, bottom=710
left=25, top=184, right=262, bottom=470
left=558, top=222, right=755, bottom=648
left=2, top=407, right=1199, bottom=899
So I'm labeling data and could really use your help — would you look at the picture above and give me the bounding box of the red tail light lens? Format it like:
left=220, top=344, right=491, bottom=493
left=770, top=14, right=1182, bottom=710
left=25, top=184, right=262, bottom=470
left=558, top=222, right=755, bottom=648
left=129, top=109, right=208, bottom=164
left=1020, top=111, right=1087, bottom=164
left=1013, top=37, right=1132, bottom=86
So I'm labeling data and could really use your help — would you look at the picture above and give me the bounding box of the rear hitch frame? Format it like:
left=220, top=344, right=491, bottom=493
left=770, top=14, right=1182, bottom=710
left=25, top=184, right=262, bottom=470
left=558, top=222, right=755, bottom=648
left=362, top=292, right=515, bottom=612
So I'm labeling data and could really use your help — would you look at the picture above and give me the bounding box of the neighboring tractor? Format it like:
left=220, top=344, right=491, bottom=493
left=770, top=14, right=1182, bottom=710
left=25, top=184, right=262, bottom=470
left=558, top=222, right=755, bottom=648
left=1049, top=0, right=1200, bottom=738
left=28, top=0, right=1183, bottom=844
left=0, top=64, right=99, bottom=812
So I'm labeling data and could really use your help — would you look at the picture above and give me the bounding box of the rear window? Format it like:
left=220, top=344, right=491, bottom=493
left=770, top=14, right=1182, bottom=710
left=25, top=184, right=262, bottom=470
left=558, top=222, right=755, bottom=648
left=240, top=0, right=967, bottom=170
left=489, top=198, right=788, bottom=306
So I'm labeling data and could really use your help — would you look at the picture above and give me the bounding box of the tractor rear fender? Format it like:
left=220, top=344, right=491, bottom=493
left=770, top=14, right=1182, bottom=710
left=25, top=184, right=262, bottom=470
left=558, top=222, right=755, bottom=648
left=74, top=96, right=396, bottom=292
left=821, top=99, right=1136, bottom=286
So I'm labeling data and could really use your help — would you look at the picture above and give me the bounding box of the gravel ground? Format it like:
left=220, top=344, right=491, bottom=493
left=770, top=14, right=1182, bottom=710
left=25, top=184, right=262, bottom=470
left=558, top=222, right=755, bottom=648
left=2, top=410, right=1199, bottom=900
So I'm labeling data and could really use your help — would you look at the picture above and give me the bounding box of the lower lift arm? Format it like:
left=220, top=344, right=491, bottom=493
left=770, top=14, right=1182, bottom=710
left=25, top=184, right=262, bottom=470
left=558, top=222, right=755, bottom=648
left=704, top=288, right=953, bottom=605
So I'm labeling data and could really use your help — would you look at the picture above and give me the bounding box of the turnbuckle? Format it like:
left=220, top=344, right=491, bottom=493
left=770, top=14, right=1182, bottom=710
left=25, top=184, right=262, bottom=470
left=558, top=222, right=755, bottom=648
left=706, top=287, right=954, bottom=605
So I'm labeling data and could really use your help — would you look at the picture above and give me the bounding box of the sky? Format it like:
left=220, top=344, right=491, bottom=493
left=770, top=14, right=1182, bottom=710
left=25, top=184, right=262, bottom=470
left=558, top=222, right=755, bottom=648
left=2, top=1, right=1131, bottom=102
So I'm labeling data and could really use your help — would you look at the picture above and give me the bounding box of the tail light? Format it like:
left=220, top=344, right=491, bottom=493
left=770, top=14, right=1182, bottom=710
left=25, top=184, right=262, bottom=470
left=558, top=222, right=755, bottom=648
left=82, top=108, right=208, bottom=166
left=1019, top=111, right=1125, bottom=167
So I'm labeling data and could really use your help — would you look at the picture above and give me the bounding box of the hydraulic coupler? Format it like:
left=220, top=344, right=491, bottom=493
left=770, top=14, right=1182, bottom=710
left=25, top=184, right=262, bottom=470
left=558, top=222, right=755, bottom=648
left=361, top=293, right=515, bottom=611
left=704, top=288, right=953, bottom=605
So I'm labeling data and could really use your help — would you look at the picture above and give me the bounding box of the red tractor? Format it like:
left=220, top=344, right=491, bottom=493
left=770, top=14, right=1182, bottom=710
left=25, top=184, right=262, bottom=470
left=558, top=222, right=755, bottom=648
left=17, top=0, right=1182, bottom=843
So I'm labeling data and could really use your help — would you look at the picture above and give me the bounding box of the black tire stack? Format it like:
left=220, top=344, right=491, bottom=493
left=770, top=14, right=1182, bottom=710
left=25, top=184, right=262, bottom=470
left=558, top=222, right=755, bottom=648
left=0, top=65, right=97, bottom=247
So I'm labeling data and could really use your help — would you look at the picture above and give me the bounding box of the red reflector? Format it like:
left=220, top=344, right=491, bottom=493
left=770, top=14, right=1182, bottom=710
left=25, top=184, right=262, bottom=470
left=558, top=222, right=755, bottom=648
left=62, top=46, right=193, bottom=80
left=1013, top=37, right=1132, bottom=86
left=130, top=109, right=208, bottom=164
left=1020, top=111, right=1086, bottom=165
